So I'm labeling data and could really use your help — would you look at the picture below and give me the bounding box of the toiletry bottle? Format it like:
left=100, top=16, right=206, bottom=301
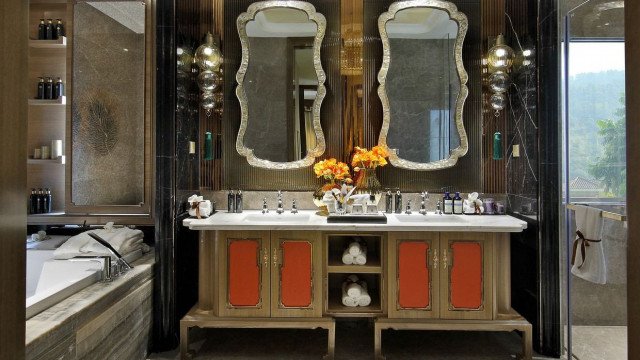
left=55, top=19, right=65, bottom=38
left=43, top=188, right=52, bottom=213
left=44, top=77, right=53, bottom=100
left=54, top=77, right=64, bottom=99
left=394, top=190, right=402, bottom=214
left=443, top=192, right=453, bottom=214
left=453, top=192, right=463, bottom=214
left=38, top=19, right=46, bottom=40
left=36, top=188, right=44, bottom=214
left=385, top=190, right=393, bottom=213
left=45, top=19, right=54, bottom=40
left=227, top=190, right=235, bottom=213
left=235, top=190, right=243, bottom=213
left=36, top=77, right=45, bottom=99
left=29, top=189, right=37, bottom=214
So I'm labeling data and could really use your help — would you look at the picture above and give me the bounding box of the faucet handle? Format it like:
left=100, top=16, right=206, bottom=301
left=291, top=199, right=298, bottom=214
left=262, top=197, right=269, bottom=213
left=405, top=200, right=412, bottom=214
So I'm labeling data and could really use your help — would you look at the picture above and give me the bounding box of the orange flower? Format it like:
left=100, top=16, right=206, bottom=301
left=351, top=146, right=389, bottom=169
left=313, top=158, right=351, bottom=182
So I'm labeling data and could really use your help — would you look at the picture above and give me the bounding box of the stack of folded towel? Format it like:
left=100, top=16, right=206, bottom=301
left=53, top=222, right=145, bottom=260
left=341, top=238, right=367, bottom=265
left=341, top=275, right=371, bottom=307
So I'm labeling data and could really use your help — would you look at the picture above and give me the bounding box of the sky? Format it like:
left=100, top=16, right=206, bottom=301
left=569, top=41, right=625, bottom=76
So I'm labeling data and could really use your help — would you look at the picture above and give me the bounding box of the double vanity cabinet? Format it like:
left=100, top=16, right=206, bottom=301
left=181, top=211, right=532, bottom=359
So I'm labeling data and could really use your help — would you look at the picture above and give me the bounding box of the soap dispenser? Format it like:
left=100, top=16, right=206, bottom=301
left=385, top=190, right=393, bottom=214
left=235, top=190, right=243, bottom=213
left=443, top=192, right=453, bottom=214
left=227, top=190, right=235, bottom=213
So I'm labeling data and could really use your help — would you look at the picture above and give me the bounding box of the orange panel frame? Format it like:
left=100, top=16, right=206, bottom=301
left=228, top=239, right=262, bottom=307
left=449, top=241, right=483, bottom=309
left=280, top=241, right=313, bottom=308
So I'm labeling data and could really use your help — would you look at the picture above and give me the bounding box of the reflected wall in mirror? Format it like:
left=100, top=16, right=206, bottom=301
left=378, top=0, right=468, bottom=170
left=236, top=1, right=327, bottom=169
left=71, top=1, right=151, bottom=212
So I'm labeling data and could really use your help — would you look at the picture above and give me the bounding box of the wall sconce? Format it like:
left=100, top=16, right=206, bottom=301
left=485, top=34, right=514, bottom=116
left=195, top=32, right=224, bottom=117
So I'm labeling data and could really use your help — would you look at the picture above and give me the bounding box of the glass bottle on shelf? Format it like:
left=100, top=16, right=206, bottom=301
left=54, top=78, right=64, bottom=99
left=45, top=188, right=52, bottom=213
left=38, top=19, right=46, bottom=40
left=36, top=77, right=45, bottom=99
left=55, top=19, right=65, bottom=38
left=44, top=77, right=53, bottom=100
left=29, top=189, right=37, bottom=214
left=45, top=19, right=54, bottom=40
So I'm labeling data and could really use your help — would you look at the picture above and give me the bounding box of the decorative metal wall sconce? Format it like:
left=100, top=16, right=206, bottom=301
left=485, top=34, right=514, bottom=116
left=195, top=32, right=224, bottom=117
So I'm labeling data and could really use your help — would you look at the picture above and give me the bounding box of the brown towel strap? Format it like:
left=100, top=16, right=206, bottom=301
left=571, top=230, right=602, bottom=269
left=191, top=201, right=202, bottom=219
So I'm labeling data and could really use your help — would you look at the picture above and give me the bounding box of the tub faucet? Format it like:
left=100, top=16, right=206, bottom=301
left=276, top=191, right=284, bottom=214
left=87, top=232, right=134, bottom=273
left=70, top=255, right=112, bottom=282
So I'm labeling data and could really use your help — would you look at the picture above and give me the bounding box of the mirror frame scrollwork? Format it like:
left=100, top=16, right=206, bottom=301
left=235, top=1, right=327, bottom=169
left=377, top=0, right=469, bottom=170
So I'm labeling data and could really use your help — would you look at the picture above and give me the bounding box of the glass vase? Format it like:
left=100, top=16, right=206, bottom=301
left=355, top=168, right=382, bottom=195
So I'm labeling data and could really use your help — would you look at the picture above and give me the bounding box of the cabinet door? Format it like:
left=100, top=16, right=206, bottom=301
left=387, top=232, right=440, bottom=319
left=270, top=231, right=322, bottom=317
left=439, top=232, right=493, bottom=320
left=219, top=231, right=270, bottom=317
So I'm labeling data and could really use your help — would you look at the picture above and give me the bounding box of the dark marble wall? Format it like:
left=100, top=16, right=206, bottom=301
left=386, top=38, right=460, bottom=163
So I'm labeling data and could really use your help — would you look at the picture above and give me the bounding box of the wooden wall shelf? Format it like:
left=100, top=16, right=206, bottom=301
left=29, top=36, right=67, bottom=48
left=27, top=156, right=65, bottom=165
left=28, top=96, right=66, bottom=106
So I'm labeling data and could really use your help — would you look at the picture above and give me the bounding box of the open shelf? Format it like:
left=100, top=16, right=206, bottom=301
left=326, top=234, right=383, bottom=273
left=28, top=96, right=66, bottom=106
left=27, top=156, right=65, bottom=165
left=327, top=259, right=382, bottom=274
left=325, top=273, right=383, bottom=317
left=29, top=36, right=67, bottom=48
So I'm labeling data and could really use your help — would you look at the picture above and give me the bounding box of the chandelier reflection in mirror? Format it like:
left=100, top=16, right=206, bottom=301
left=485, top=34, right=514, bottom=116
left=195, top=32, right=224, bottom=117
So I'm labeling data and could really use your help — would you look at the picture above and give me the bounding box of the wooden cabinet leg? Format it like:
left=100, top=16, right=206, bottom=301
left=521, top=325, right=533, bottom=360
left=374, top=323, right=385, bottom=360
left=323, top=322, right=335, bottom=360
left=180, top=323, right=190, bottom=360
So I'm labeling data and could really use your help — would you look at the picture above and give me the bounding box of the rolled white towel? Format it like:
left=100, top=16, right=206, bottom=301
left=346, top=274, right=359, bottom=283
left=354, top=246, right=367, bottom=265
left=348, top=242, right=362, bottom=256
left=357, top=281, right=371, bottom=307
left=341, top=283, right=359, bottom=307
left=346, top=282, right=362, bottom=298
left=342, top=249, right=355, bottom=265
left=54, top=226, right=144, bottom=260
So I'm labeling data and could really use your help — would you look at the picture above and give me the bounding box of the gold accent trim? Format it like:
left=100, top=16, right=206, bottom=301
left=377, top=0, right=469, bottom=170
left=235, top=1, right=327, bottom=169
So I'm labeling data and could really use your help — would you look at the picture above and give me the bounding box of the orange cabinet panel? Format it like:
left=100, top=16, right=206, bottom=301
left=228, top=240, right=261, bottom=307
left=280, top=241, right=312, bottom=307
left=449, top=242, right=483, bottom=309
left=398, top=241, right=430, bottom=308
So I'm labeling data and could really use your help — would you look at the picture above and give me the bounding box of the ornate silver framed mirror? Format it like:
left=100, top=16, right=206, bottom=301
left=235, top=1, right=327, bottom=169
left=377, top=0, right=469, bottom=170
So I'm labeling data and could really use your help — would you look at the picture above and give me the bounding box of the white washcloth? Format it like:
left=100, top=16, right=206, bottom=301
left=348, top=242, right=362, bottom=256
left=571, top=205, right=606, bottom=284
left=354, top=246, right=367, bottom=265
left=342, top=249, right=354, bottom=265
left=357, top=281, right=371, bottom=307
left=341, top=283, right=359, bottom=307
left=54, top=226, right=144, bottom=260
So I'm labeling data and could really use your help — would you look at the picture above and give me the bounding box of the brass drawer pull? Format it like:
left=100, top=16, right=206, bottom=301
left=433, top=248, right=438, bottom=269
left=443, top=249, right=448, bottom=269
left=263, top=247, right=269, bottom=268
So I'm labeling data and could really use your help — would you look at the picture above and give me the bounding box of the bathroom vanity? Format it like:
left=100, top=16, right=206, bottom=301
left=181, top=211, right=532, bottom=359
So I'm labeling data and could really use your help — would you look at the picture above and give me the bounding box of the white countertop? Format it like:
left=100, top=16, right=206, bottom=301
left=183, top=210, right=528, bottom=233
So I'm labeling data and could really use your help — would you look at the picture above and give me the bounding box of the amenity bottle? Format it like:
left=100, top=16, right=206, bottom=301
left=453, top=192, right=463, bottom=214
left=443, top=192, right=453, bottom=215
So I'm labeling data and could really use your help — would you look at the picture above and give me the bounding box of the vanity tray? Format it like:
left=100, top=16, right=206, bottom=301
left=326, top=213, right=387, bottom=224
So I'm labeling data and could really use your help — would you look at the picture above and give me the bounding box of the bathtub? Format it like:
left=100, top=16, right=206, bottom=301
left=26, top=246, right=143, bottom=319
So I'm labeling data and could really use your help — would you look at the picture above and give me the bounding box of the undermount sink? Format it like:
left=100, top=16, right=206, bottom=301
left=392, top=214, right=469, bottom=223
left=243, top=213, right=311, bottom=223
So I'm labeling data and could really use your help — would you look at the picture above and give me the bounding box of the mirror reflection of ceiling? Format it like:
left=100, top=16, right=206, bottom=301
left=246, top=8, right=317, bottom=37
left=566, top=0, right=624, bottom=38
left=86, top=1, right=145, bottom=34
left=387, top=8, right=458, bottom=39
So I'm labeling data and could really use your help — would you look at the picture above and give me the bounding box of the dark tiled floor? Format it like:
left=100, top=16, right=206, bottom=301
left=149, top=320, right=550, bottom=359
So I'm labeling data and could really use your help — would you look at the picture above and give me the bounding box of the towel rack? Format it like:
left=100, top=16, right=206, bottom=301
left=566, top=203, right=627, bottom=222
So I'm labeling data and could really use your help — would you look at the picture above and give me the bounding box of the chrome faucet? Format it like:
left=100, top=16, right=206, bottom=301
left=262, top=198, right=269, bottom=213
left=419, top=192, right=428, bottom=215
left=87, top=232, right=133, bottom=273
left=405, top=200, right=412, bottom=214
left=291, top=199, right=298, bottom=214
left=69, top=255, right=112, bottom=282
left=276, top=191, right=284, bottom=214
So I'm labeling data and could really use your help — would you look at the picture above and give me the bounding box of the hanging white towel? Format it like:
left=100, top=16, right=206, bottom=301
left=571, top=205, right=606, bottom=284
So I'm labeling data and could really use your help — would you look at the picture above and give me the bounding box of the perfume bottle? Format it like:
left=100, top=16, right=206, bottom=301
left=38, top=19, right=46, bottom=40
left=54, top=77, right=64, bottom=99
left=36, top=77, right=45, bottom=99
left=45, top=19, right=54, bottom=40
left=55, top=19, right=65, bottom=38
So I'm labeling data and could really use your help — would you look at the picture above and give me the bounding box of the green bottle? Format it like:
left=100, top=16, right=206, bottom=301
left=492, top=132, right=503, bottom=160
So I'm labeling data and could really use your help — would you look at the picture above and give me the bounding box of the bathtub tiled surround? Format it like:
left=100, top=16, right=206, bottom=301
left=26, top=252, right=155, bottom=360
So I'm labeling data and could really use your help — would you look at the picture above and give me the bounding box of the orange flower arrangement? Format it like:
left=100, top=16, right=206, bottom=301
left=351, top=146, right=389, bottom=171
left=313, top=158, right=352, bottom=192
